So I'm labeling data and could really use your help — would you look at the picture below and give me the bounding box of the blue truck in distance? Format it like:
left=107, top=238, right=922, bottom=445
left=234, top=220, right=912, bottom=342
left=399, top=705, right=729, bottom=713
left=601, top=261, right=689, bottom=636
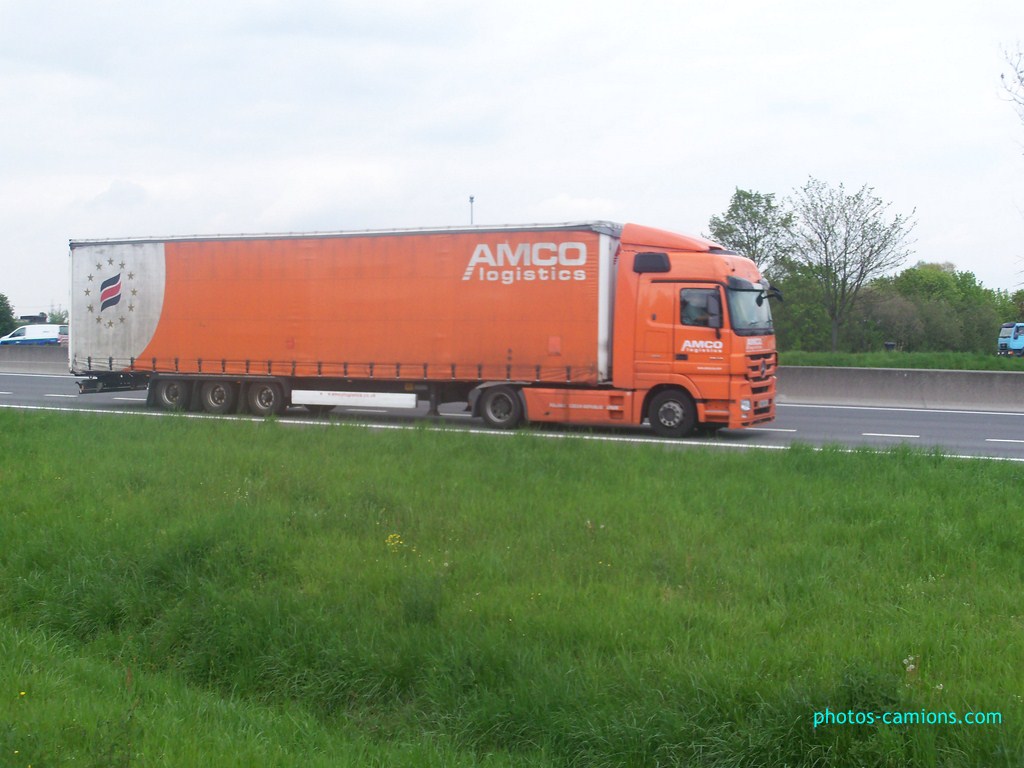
left=997, top=322, right=1024, bottom=356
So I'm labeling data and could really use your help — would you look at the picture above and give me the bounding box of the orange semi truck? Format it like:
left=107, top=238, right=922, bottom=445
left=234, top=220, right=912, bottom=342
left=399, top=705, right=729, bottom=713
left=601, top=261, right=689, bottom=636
left=70, top=222, right=778, bottom=437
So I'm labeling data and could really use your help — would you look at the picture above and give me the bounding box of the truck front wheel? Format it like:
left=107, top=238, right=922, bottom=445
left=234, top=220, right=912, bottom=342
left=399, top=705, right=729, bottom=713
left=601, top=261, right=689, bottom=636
left=479, top=386, right=523, bottom=430
left=648, top=390, right=696, bottom=438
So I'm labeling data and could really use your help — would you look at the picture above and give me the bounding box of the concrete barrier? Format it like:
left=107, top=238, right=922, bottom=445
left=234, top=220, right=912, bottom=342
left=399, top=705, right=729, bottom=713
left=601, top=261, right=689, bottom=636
left=0, top=345, right=71, bottom=375
left=776, top=366, right=1024, bottom=413
left=2, top=349, right=1022, bottom=412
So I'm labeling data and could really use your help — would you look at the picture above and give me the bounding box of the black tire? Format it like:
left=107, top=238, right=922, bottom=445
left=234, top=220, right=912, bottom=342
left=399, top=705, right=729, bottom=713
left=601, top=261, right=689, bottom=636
left=479, top=386, right=523, bottom=430
left=247, top=381, right=285, bottom=417
left=648, top=390, right=696, bottom=438
left=153, top=379, right=191, bottom=411
left=200, top=381, right=237, bottom=414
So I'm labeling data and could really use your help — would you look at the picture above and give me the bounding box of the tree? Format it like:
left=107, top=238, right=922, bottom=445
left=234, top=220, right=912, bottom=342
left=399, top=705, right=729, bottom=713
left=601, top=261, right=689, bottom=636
left=893, top=262, right=959, bottom=305
left=1002, top=45, right=1024, bottom=128
left=706, top=188, right=795, bottom=276
left=847, top=262, right=1015, bottom=353
left=0, top=293, right=15, bottom=336
left=788, top=178, right=916, bottom=351
left=768, top=261, right=831, bottom=351
left=1002, top=45, right=1024, bottom=287
left=1013, top=289, right=1024, bottom=318
left=858, top=288, right=923, bottom=351
left=891, top=263, right=1015, bottom=351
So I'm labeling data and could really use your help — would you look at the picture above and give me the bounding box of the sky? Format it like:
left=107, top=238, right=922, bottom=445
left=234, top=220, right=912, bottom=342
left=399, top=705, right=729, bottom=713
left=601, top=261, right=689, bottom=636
left=1, top=0, right=1023, bottom=316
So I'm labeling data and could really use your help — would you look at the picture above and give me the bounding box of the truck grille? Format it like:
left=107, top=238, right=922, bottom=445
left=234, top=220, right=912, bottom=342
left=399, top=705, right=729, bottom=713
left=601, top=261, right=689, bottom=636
left=746, top=352, right=776, bottom=418
left=745, top=352, right=777, bottom=382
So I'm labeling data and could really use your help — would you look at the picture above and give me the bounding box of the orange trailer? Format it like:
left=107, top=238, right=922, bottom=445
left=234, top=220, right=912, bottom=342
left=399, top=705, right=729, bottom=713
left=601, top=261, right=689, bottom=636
left=70, top=222, right=777, bottom=436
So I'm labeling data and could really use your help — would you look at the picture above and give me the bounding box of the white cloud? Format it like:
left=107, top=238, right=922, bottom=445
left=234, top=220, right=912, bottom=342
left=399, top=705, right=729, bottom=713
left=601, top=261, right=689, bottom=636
left=0, top=0, right=1022, bottom=313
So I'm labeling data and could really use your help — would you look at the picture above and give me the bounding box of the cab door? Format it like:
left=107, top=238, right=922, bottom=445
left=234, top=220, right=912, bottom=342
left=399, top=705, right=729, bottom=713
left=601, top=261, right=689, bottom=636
left=673, top=285, right=729, bottom=380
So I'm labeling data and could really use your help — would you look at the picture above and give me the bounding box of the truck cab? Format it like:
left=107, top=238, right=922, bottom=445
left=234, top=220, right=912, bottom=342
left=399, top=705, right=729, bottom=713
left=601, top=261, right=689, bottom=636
left=997, top=322, right=1024, bottom=357
left=611, top=225, right=777, bottom=433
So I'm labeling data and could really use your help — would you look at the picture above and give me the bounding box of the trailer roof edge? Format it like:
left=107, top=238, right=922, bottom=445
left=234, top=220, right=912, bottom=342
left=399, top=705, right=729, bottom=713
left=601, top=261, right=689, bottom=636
left=69, top=221, right=625, bottom=248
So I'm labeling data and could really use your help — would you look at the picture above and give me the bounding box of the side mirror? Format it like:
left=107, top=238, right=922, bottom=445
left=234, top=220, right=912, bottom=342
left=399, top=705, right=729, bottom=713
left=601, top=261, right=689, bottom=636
left=707, top=293, right=723, bottom=329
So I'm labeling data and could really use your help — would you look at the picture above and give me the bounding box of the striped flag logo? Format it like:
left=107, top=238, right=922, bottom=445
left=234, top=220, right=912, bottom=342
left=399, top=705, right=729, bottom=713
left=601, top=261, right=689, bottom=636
left=99, top=273, right=122, bottom=311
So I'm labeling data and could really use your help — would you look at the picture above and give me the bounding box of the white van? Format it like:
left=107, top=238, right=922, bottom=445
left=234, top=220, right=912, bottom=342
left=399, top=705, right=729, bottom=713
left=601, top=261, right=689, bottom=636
left=0, top=324, right=69, bottom=345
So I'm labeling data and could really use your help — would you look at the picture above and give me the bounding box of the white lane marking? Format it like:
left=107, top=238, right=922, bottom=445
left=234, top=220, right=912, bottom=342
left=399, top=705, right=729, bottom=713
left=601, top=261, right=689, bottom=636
left=780, top=403, right=1024, bottom=417
left=862, top=432, right=920, bottom=439
left=748, top=427, right=797, bottom=433
left=0, top=391, right=12, bottom=395
left=0, top=402, right=791, bottom=452
left=2, top=402, right=1023, bottom=463
left=344, top=408, right=389, bottom=414
left=0, top=372, right=76, bottom=379
left=114, top=397, right=147, bottom=402
left=44, top=393, right=78, bottom=398
left=986, top=438, right=1024, bottom=444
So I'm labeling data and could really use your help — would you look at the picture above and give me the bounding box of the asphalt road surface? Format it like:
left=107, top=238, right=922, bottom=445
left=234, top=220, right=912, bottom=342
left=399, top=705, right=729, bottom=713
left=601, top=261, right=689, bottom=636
left=2, top=372, right=1023, bottom=461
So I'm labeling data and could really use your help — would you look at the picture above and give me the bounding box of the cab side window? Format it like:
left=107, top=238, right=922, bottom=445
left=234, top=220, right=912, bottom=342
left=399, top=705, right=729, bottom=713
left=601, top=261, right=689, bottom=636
left=680, top=288, right=721, bottom=328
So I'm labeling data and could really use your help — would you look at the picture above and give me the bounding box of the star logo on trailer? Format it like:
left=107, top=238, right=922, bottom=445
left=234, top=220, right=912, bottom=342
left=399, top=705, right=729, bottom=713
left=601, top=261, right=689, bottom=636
left=84, top=260, right=138, bottom=329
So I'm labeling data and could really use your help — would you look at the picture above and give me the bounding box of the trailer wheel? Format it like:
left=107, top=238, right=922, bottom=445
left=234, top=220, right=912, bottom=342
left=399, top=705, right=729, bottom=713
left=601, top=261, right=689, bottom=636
left=200, top=381, right=237, bottom=415
left=648, top=390, right=696, bottom=438
left=247, top=381, right=285, bottom=417
left=154, top=379, right=191, bottom=411
left=479, top=386, right=523, bottom=430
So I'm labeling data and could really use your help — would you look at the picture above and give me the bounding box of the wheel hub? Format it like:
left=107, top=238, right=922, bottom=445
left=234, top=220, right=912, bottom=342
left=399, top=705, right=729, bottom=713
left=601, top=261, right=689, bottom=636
left=658, top=401, right=683, bottom=427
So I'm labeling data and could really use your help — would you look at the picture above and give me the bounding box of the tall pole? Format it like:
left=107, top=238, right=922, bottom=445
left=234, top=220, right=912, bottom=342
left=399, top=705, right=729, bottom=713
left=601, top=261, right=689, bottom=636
left=469, top=195, right=475, bottom=225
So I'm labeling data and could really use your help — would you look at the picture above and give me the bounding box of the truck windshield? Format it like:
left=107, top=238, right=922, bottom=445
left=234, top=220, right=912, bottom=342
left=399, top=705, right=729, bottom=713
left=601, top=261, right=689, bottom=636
left=726, top=278, right=774, bottom=336
left=999, top=326, right=1013, bottom=338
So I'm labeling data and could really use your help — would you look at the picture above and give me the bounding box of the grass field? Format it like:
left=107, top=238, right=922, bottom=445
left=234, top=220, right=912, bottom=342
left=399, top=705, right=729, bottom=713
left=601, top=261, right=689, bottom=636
left=1, top=409, right=1022, bottom=766
left=779, top=350, right=1024, bottom=371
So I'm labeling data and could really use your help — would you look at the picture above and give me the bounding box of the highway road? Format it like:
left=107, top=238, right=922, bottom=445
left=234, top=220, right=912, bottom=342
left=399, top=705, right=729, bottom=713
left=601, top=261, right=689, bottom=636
left=2, top=371, right=1023, bottom=461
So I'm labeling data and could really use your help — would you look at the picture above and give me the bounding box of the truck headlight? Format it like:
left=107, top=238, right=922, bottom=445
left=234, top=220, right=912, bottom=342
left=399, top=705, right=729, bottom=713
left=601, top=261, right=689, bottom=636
left=740, top=399, right=751, bottom=412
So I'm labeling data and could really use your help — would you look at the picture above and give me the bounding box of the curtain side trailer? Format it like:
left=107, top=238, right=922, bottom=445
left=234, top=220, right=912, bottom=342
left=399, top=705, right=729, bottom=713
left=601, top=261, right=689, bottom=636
left=70, top=221, right=777, bottom=436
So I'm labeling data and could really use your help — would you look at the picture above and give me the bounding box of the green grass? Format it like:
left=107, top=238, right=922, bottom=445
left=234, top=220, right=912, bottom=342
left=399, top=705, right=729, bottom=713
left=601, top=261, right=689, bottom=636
left=780, top=350, right=1024, bottom=370
left=1, top=409, right=1023, bottom=766
left=0, top=624, right=493, bottom=767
